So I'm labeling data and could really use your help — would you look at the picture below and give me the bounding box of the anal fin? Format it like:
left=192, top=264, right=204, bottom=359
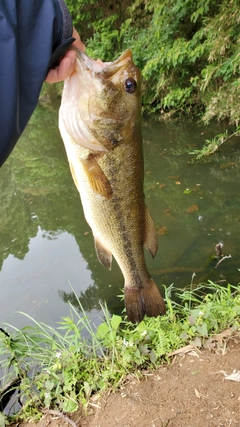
left=144, top=205, right=158, bottom=258
left=94, top=237, right=112, bottom=270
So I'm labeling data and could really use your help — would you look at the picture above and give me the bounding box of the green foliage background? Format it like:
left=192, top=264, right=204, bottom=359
left=66, top=0, right=240, bottom=125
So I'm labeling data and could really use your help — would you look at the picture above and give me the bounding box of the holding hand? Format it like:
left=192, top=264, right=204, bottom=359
left=45, top=28, right=85, bottom=83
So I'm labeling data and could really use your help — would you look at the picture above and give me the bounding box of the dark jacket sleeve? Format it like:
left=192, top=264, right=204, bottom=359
left=0, top=0, right=74, bottom=167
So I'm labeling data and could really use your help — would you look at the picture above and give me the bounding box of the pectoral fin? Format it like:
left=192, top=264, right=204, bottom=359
left=144, top=205, right=158, bottom=258
left=81, top=155, right=113, bottom=199
left=94, top=237, right=112, bottom=270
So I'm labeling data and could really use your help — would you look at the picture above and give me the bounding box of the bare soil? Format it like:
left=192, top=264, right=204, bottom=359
left=11, top=332, right=240, bottom=427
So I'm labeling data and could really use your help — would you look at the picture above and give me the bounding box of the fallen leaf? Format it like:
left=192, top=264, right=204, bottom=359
left=164, top=209, right=172, bottom=217
left=212, top=328, right=234, bottom=342
left=220, top=162, right=235, bottom=169
left=157, top=226, right=168, bottom=235
left=186, top=204, right=199, bottom=213
left=224, top=370, right=240, bottom=382
left=168, top=175, right=180, bottom=180
left=175, top=181, right=181, bottom=185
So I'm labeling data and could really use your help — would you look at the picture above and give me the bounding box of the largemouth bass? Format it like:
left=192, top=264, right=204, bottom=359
left=59, top=49, right=166, bottom=323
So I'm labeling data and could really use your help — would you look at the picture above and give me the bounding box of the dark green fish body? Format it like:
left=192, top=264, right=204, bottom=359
left=59, top=49, right=166, bottom=322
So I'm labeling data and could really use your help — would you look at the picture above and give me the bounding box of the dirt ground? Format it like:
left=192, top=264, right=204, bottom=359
left=11, top=331, right=240, bottom=427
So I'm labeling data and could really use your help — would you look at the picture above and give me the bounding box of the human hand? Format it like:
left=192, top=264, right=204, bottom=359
left=45, top=28, right=85, bottom=83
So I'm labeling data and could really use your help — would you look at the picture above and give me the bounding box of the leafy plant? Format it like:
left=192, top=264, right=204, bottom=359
left=190, top=126, right=240, bottom=159
left=86, top=15, right=122, bottom=61
left=1, top=282, right=239, bottom=423
left=122, top=0, right=240, bottom=123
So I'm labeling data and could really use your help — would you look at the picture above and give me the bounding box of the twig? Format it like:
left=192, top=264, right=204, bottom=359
left=41, top=408, right=78, bottom=427
left=215, top=254, right=232, bottom=269
left=167, top=344, right=200, bottom=357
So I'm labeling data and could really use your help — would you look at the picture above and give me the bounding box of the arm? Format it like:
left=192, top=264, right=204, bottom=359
left=0, top=0, right=82, bottom=166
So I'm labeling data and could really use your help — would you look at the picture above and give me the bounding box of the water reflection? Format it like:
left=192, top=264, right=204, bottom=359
left=1, top=93, right=240, bottom=328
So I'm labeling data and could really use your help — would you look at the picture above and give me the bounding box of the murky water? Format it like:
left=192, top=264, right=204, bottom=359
left=1, top=93, right=240, bottom=329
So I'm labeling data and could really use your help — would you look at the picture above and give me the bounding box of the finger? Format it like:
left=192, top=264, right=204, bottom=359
left=96, top=59, right=105, bottom=67
left=63, top=49, right=77, bottom=63
left=45, top=54, right=75, bottom=83
left=46, top=58, right=75, bottom=83
left=72, top=27, right=86, bottom=52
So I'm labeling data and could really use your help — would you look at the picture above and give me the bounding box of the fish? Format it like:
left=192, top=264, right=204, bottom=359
left=59, top=48, right=166, bottom=323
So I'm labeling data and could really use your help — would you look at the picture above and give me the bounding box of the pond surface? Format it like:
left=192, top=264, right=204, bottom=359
left=1, top=92, right=240, bottom=329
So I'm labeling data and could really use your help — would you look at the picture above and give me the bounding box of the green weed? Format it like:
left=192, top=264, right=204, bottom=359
left=190, top=126, right=240, bottom=160
left=0, top=282, right=239, bottom=423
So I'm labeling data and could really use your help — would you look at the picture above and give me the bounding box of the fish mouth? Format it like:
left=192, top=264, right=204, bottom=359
left=101, top=50, right=133, bottom=77
left=75, top=49, right=133, bottom=76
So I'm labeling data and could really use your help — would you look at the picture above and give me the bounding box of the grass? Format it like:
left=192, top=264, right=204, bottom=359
left=0, top=281, right=240, bottom=424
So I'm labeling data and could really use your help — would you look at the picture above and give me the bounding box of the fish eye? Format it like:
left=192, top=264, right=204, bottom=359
left=124, top=78, right=137, bottom=93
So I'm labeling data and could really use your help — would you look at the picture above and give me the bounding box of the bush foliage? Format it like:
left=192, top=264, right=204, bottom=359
left=66, top=0, right=240, bottom=125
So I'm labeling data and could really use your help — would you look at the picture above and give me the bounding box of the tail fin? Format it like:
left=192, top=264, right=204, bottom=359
left=124, top=278, right=166, bottom=323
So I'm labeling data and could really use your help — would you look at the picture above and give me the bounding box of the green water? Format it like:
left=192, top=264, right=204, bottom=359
left=1, top=95, right=240, bottom=328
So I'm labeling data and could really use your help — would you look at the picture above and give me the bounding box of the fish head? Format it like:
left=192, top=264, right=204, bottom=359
left=60, top=49, right=142, bottom=152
